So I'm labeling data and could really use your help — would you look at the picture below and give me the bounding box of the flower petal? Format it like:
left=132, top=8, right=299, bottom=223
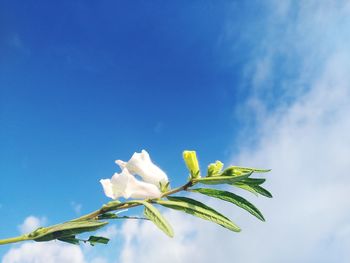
left=115, top=160, right=127, bottom=169
left=121, top=150, right=168, bottom=187
left=126, top=175, right=162, bottom=199
left=110, top=170, right=130, bottom=198
left=100, top=179, right=116, bottom=199
left=101, top=168, right=162, bottom=200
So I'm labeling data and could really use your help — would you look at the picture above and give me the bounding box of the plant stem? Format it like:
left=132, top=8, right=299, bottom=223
left=75, top=180, right=195, bottom=221
left=0, top=180, right=196, bottom=246
left=161, top=180, right=193, bottom=197
left=0, top=235, right=29, bottom=245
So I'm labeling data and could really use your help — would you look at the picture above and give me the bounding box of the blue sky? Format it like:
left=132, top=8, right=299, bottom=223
left=1, top=1, right=350, bottom=262
left=1, top=1, right=242, bottom=220
left=0, top=0, right=252, bottom=255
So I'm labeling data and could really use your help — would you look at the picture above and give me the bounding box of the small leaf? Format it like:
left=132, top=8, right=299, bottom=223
left=87, top=236, right=110, bottom=246
left=132, top=201, right=174, bottom=237
left=98, top=212, right=119, bottom=220
left=33, top=220, right=108, bottom=242
left=233, top=183, right=273, bottom=198
left=160, top=181, right=170, bottom=193
left=101, top=200, right=122, bottom=212
left=156, top=196, right=240, bottom=232
left=241, top=178, right=266, bottom=185
left=194, top=172, right=251, bottom=185
left=223, top=166, right=270, bottom=176
left=249, top=185, right=272, bottom=198
left=190, top=188, right=265, bottom=221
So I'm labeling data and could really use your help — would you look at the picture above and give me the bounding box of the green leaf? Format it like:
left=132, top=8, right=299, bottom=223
left=98, top=212, right=119, bottom=220
left=57, top=236, right=80, bottom=245
left=233, top=183, right=273, bottom=198
left=132, top=201, right=174, bottom=237
left=87, top=236, right=110, bottom=246
left=190, top=188, right=265, bottom=221
left=194, top=172, right=251, bottom=185
left=33, top=220, right=108, bottom=242
left=155, top=196, right=240, bottom=232
left=101, top=200, right=122, bottom=213
left=241, top=178, right=266, bottom=185
left=223, top=166, right=270, bottom=176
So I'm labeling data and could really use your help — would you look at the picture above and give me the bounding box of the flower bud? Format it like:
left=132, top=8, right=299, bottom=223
left=183, top=150, right=201, bottom=179
left=207, top=160, right=224, bottom=177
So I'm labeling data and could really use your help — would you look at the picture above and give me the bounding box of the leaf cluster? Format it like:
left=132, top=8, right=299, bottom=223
left=0, top=152, right=272, bottom=247
left=140, top=164, right=272, bottom=237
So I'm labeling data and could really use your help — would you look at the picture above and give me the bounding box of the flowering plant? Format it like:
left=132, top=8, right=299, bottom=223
left=0, top=150, right=272, bottom=246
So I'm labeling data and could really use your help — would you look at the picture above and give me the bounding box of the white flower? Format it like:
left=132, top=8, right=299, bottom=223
left=115, top=150, right=168, bottom=188
left=100, top=168, right=162, bottom=200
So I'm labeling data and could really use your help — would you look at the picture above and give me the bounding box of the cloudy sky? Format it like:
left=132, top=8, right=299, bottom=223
left=1, top=1, right=350, bottom=262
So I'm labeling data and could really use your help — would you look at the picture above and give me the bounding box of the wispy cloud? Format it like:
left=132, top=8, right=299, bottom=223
left=2, top=216, right=84, bottom=263
left=2, top=1, right=350, bottom=262
left=17, top=216, right=47, bottom=235
left=115, top=1, right=350, bottom=262
left=2, top=215, right=111, bottom=263
left=2, top=241, right=86, bottom=263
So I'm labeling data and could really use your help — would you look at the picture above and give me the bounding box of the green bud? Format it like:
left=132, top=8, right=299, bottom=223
left=207, top=160, right=224, bottom=177
left=183, top=150, right=201, bottom=179
left=159, top=181, right=170, bottom=193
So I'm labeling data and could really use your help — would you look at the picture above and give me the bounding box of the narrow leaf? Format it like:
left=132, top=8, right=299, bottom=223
left=241, top=178, right=266, bottom=185
left=190, top=188, right=265, bottom=221
left=156, top=196, right=240, bottom=232
left=98, top=212, right=119, bottom=219
left=231, top=166, right=271, bottom=173
left=233, top=183, right=273, bottom=198
left=223, top=166, right=270, bottom=176
left=132, top=201, right=174, bottom=237
left=232, top=183, right=258, bottom=196
left=250, top=185, right=273, bottom=198
left=194, top=173, right=251, bottom=185
left=87, top=236, right=110, bottom=246
left=33, top=220, right=108, bottom=242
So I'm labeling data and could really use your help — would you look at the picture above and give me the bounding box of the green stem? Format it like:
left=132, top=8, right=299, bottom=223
left=0, top=235, right=30, bottom=245
left=161, top=180, right=194, bottom=197
left=75, top=180, right=195, bottom=221
left=0, top=179, right=196, bottom=246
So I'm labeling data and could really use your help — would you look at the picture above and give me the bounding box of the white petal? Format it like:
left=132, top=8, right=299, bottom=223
left=126, top=174, right=162, bottom=199
left=101, top=168, right=162, bottom=200
left=100, top=179, right=116, bottom=199
left=110, top=170, right=131, bottom=198
left=141, top=149, right=151, bottom=161
left=125, top=150, right=169, bottom=187
left=115, top=160, right=127, bottom=170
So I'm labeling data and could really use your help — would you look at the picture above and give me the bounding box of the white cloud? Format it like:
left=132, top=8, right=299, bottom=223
left=89, top=257, right=109, bottom=263
left=2, top=216, right=86, bottom=263
left=3, top=2, right=350, bottom=263
left=119, top=210, right=198, bottom=263
left=95, top=225, right=118, bottom=240
left=2, top=242, right=85, bottom=263
left=116, top=1, right=350, bottom=263
left=18, top=216, right=47, bottom=235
